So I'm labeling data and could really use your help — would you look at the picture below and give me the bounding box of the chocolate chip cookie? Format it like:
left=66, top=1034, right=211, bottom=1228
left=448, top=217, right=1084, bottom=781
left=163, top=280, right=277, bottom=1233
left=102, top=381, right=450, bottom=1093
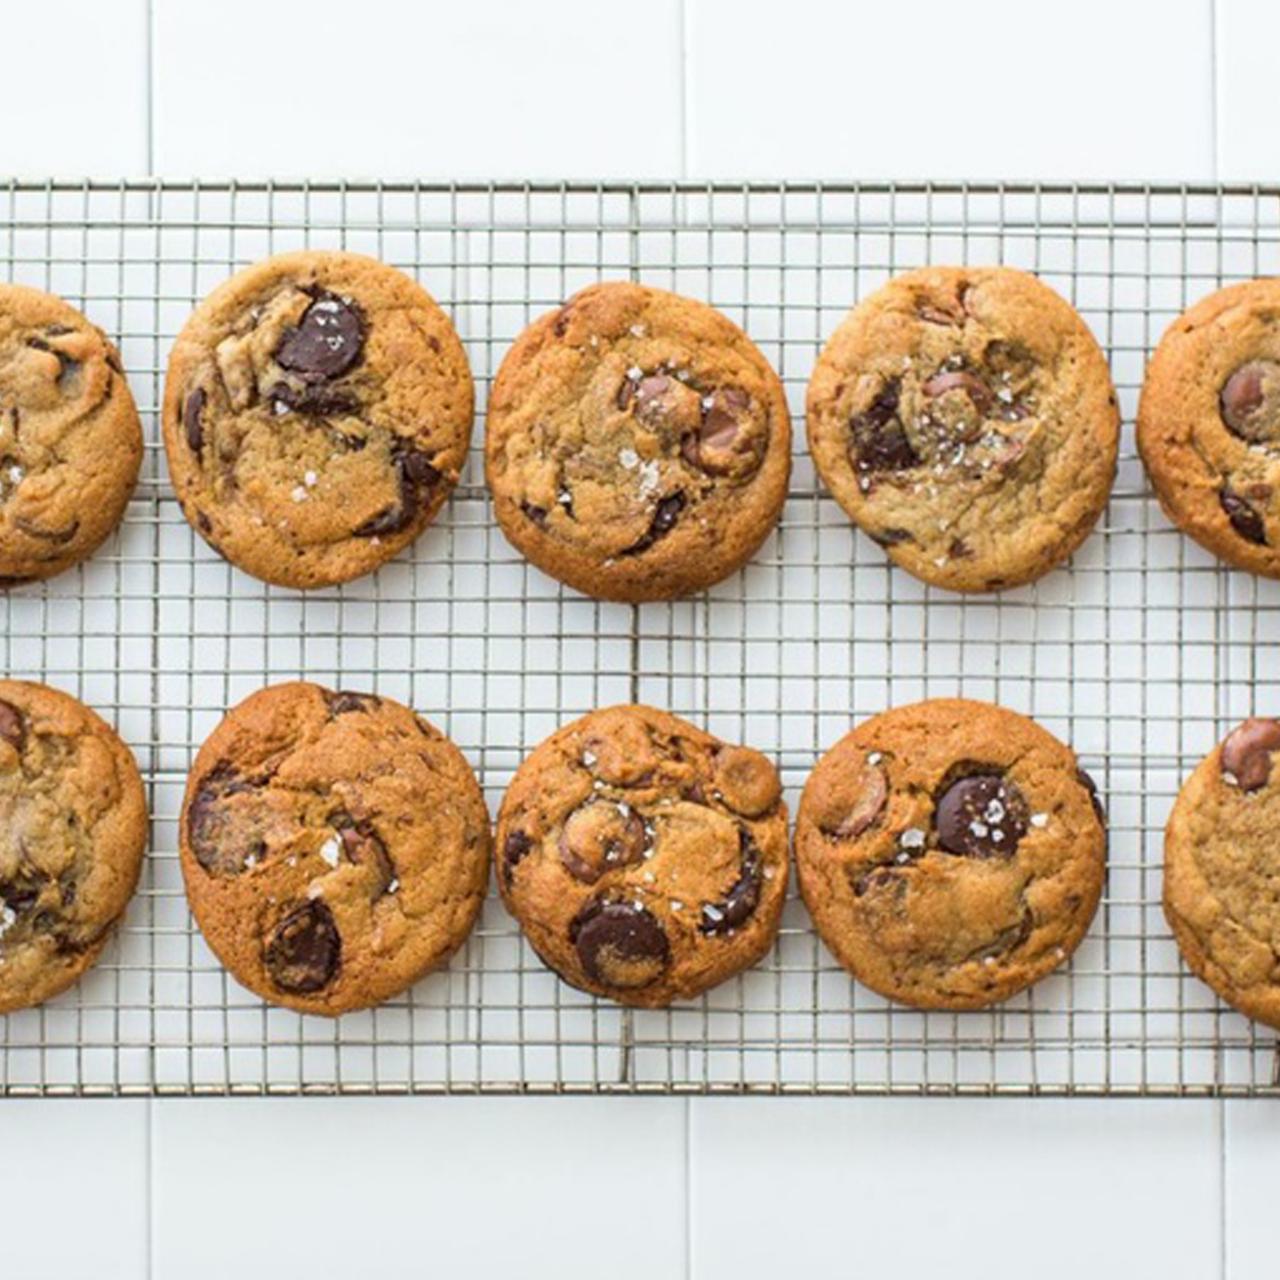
left=163, top=251, right=473, bottom=589
left=806, top=267, right=1119, bottom=591
left=1138, top=278, right=1280, bottom=577
left=496, top=704, right=789, bottom=1006
left=486, top=282, right=792, bottom=601
left=795, top=699, right=1106, bottom=1009
left=1164, top=716, right=1280, bottom=1029
left=179, top=682, right=490, bottom=1015
left=0, top=680, right=147, bottom=1013
left=0, top=284, right=143, bottom=585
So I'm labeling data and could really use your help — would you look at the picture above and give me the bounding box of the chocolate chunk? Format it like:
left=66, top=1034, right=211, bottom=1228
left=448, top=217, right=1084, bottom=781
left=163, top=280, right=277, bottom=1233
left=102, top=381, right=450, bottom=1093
left=263, top=900, right=341, bottom=993
left=686, top=387, right=766, bottom=479
left=353, top=445, right=442, bottom=538
left=621, top=491, right=685, bottom=556
left=0, top=699, right=26, bottom=751
left=1220, top=487, right=1267, bottom=545
left=1220, top=360, right=1280, bottom=442
left=502, top=829, right=533, bottom=883
left=183, top=387, right=206, bottom=455
left=333, top=813, right=395, bottom=895
left=852, top=866, right=906, bottom=898
left=616, top=377, right=637, bottom=411
left=700, top=827, right=763, bottom=935
left=871, top=527, right=913, bottom=547
left=935, top=773, right=1029, bottom=857
left=275, top=291, right=364, bottom=382
left=1075, top=767, right=1106, bottom=821
left=1221, top=717, right=1280, bottom=791
left=0, top=874, right=41, bottom=915
left=851, top=381, right=919, bottom=474
left=326, top=690, right=380, bottom=716
left=822, top=761, right=888, bottom=838
left=552, top=304, right=574, bottom=337
left=558, top=801, right=647, bottom=883
left=186, top=763, right=260, bottom=875
left=948, top=537, right=974, bottom=559
left=268, top=380, right=357, bottom=418
left=922, top=369, right=993, bottom=415
left=569, top=898, right=670, bottom=988
left=520, top=500, right=549, bottom=527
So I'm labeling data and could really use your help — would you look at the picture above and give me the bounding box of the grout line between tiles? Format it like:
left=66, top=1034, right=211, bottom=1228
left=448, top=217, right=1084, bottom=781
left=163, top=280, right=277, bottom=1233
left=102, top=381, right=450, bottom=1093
left=1209, top=0, right=1220, bottom=181
left=680, top=0, right=693, bottom=178
left=685, top=1098, right=695, bottom=1280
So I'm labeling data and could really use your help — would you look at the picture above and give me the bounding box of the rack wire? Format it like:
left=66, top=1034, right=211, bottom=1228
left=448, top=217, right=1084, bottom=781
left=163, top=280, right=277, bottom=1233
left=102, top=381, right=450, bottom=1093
left=1, top=179, right=1278, bottom=1097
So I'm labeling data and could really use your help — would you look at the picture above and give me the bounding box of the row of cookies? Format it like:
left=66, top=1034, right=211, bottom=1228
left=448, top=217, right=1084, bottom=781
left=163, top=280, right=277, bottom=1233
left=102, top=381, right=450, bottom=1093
left=3, top=676, right=1277, bottom=1033
left=6, top=255, right=1279, bottom=597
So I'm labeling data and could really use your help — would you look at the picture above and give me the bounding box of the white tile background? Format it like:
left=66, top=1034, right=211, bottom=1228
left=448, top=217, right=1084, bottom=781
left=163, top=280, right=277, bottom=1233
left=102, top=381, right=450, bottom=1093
left=0, top=0, right=1275, bottom=1275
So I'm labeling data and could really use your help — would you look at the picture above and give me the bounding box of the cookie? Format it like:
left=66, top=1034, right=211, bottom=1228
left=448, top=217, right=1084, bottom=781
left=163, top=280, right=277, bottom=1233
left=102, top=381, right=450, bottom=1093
left=1164, top=716, right=1280, bottom=1029
left=795, top=699, right=1106, bottom=1009
left=0, top=283, right=143, bottom=585
left=496, top=704, right=789, bottom=1006
left=486, top=282, right=791, bottom=601
left=179, top=682, right=490, bottom=1015
left=1138, top=278, right=1280, bottom=577
left=806, top=266, right=1119, bottom=591
left=162, top=250, right=474, bottom=589
left=0, top=680, right=147, bottom=1013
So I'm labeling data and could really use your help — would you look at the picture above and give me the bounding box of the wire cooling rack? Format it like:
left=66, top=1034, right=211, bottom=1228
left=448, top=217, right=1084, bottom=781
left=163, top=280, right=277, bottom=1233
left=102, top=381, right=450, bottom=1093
left=2, top=179, right=1279, bottom=1097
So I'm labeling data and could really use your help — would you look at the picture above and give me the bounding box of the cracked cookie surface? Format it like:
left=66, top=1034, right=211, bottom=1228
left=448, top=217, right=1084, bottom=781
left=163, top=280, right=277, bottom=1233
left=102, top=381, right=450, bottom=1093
left=163, top=251, right=473, bottom=589
left=486, top=282, right=791, bottom=601
left=0, top=679, right=147, bottom=1013
left=496, top=704, right=789, bottom=1006
left=179, top=682, right=490, bottom=1015
left=806, top=266, right=1118, bottom=591
left=795, top=698, right=1105, bottom=1009
left=0, top=284, right=143, bottom=584
left=1165, top=716, right=1280, bottom=1029
left=1138, top=278, right=1280, bottom=578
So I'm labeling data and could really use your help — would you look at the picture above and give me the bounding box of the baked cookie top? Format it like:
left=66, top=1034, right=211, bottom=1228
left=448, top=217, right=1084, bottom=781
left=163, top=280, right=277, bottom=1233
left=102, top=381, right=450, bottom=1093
left=1164, top=716, right=1280, bottom=1029
left=179, top=682, right=490, bottom=1016
left=1138, top=278, right=1280, bottom=577
left=795, top=698, right=1106, bottom=1010
left=0, top=679, right=147, bottom=1014
left=0, top=283, right=143, bottom=584
left=496, top=704, right=789, bottom=1006
left=485, top=282, right=791, bottom=601
left=806, top=266, right=1119, bottom=592
left=162, top=250, right=474, bottom=589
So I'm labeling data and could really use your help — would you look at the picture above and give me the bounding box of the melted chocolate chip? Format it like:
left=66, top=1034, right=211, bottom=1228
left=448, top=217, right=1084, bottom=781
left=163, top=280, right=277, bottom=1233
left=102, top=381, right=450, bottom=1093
left=183, top=387, right=206, bottom=454
left=1221, top=717, right=1280, bottom=791
left=821, top=761, right=888, bottom=839
left=1220, top=360, right=1280, bottom=442
left=353, top=445, right=442, bottom=538
left=700, top=827, right=763, bottom=935
left=502, top=830, right=534, bottom=884
left=558, top=801, right=647, bottom=883
left=268, top=380, right=357, bottom=417
left=520, top=500, right=549, bottom=527
left=1075, top=767, right=1106, bottom=821
left=186, top=763, right=260, bottom=875
left=275, top=291, right=365, bottom=382
left=326, top=690, right=380, bottom=716
left=935, top=773, right=1028, bottom=858
left=569, top=898, right=670, bottom=989
left=687, top=387, right=765, bottom=478
left=922, top=369, right=993, bottom=415
left=0, top=699, right=26, bottom=751
left=333, top=813, right=395, bottom=894
left=264, top=900, right=341, bottom=993
left=1220, top=487, right=1267, bottom=545
left=621, top=491, right=686, bottom=556
left=0, top=874, right=41, bottom=915
left=851, top=381, right=919, bottom=474
left=852, top=866, right=904, bottom=898
left=870, top=527, right=913, bottom=546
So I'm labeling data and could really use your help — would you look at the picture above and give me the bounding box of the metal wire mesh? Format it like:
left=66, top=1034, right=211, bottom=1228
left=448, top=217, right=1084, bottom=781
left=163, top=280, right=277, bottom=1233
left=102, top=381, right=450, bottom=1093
left=1, top=179, right=1278, bottom=1096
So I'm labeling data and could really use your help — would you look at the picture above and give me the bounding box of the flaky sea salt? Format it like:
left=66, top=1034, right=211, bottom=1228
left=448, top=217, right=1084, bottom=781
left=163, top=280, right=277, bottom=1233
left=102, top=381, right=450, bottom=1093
left=318, top=836, right=341, bottom=868
left=1030, top=812, right=1049, bottom=828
